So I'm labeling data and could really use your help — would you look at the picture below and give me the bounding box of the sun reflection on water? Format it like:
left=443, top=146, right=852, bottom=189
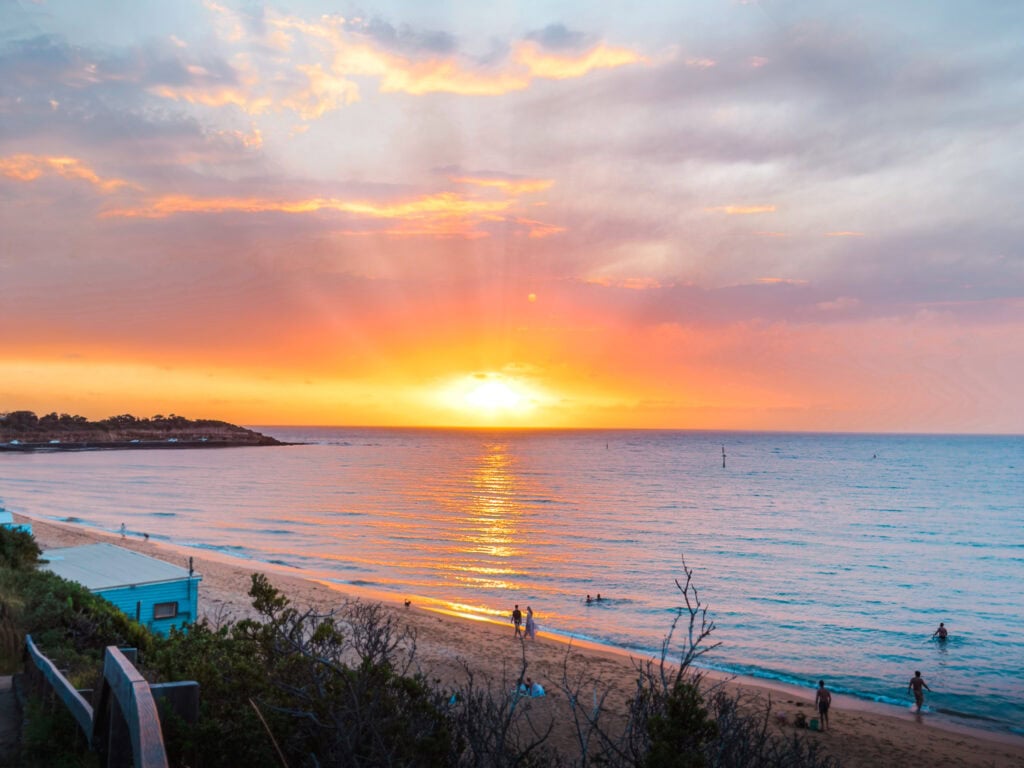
left=433, top=441, right=525, bottom=594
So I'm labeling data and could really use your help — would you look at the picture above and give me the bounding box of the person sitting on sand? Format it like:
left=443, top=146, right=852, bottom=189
left=527, top=677, right=545, bottom=697
left=932, top=622, right=948, bottom=640
left=815, top=680, right=832, bottom=731
left=908, top=671, right=931, bottom=711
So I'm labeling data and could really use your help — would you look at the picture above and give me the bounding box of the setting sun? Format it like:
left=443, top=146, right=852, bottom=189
left=465, top=379, right=522, bottom=411
left=429, top=373, right=545, bottom=425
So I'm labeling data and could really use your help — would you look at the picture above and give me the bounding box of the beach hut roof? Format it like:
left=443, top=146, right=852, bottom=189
left=40, top=542, right=198, bottom=590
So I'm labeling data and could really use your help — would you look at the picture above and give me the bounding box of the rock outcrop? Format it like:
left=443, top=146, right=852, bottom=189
left=0, top=411, right=284, bottom=450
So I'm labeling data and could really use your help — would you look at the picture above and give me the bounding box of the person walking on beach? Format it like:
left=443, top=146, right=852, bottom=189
left=815, top=680, right=832, bottom=731
left=932, top=622, right=948, bottom=640
left=511, top=605, right=523, bottom=637
left=119, top=522, right=126, bottom=538
left=525, top=606, right=537, bottom=639
left=908, top=671, right=931, bottom=711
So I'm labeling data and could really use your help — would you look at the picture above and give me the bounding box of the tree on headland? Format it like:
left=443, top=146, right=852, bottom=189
left=0, top=410, right=39, bottom=430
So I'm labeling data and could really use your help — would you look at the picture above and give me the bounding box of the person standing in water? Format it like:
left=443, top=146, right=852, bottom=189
left=815, top=680, right=832, bottom=731
left=932, top=622, right=948, bottom=640
left=908, top=671, right=931, bottom=711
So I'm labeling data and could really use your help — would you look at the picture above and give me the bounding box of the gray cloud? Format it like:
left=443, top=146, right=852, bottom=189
left=354, top=17, right=457, bottom=55
left=524, top=23, right=591, bottom=51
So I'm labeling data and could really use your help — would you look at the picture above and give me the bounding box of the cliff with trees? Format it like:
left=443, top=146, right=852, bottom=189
left=0, top=411, right=282, bottom=450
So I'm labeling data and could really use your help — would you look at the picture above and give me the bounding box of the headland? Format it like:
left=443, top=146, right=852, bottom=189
left=0, top=410, right=284, bottom=451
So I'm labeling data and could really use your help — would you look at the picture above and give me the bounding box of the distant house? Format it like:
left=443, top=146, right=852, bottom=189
left=41, top=543, right=201, bottom=636
left=0, top=508, right=33, bottom=535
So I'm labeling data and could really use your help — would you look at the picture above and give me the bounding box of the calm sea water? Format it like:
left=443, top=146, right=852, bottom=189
left=2, top=429, right=1022, bottom=734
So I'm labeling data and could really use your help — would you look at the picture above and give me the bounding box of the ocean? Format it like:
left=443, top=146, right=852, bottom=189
left=2, top=428, right=1021, bottom=735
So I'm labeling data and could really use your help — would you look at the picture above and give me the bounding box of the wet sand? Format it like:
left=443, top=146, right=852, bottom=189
left=20, top=514, right=1024, bottom=767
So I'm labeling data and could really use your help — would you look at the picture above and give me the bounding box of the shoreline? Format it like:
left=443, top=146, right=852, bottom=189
left=43, top=514, right=1021, bottom=742
left=14, top=512, right=1024, bottom=767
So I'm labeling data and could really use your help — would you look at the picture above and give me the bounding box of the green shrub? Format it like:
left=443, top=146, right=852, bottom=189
left=0, top=526, right=41, bottom=570
left=148, top=574, right=456, bottom=767
left=149, top=620, right=280, bottom=767
left=643, top=680, right=718, bottom=768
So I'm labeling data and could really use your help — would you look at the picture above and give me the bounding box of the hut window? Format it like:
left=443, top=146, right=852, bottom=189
left=153, top=601, right=179, bottom=619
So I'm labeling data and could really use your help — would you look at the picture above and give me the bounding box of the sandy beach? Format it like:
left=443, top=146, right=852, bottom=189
left=18, top=514, right=1024, bottom=767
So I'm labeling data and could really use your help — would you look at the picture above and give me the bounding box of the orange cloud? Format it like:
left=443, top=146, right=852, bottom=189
left=100, top=189, right=564, bottom=240
left=0, top=154, right=134, bottom=192
left=34, top=6, right=650, bottom=123
left=449, top=175, right=555, bottom=195
left=514, top=41, right=648, bottom=80
left=282, top=64, right=361, bottom=117
left=103, top=191, right=510, bottom=219
left=706, top=204, right=777, bottom=215
left=149, top=84, right=273, bottom=113
left=376, top=56, right=529, bottom=96
left=274, top=13, right=645, bottom=100
left=156, top=9, right=649, bottom=117
left=826, top=231, right=865, bottom=237
left=270, top=15, right=528, bottom=96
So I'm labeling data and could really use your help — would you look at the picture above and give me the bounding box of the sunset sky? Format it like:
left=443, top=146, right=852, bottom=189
left=2, top=1, right=1022, bottom=432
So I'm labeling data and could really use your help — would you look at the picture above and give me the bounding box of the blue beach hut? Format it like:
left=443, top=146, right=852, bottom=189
left=0, top=508, right=33, bottom=535
left=40, top=543, right=201, bottom=636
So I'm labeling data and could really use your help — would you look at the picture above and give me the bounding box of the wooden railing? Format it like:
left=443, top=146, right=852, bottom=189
left=23, top=633, right=93, bottom=737
left=24, top=635, right=198, bottom=768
